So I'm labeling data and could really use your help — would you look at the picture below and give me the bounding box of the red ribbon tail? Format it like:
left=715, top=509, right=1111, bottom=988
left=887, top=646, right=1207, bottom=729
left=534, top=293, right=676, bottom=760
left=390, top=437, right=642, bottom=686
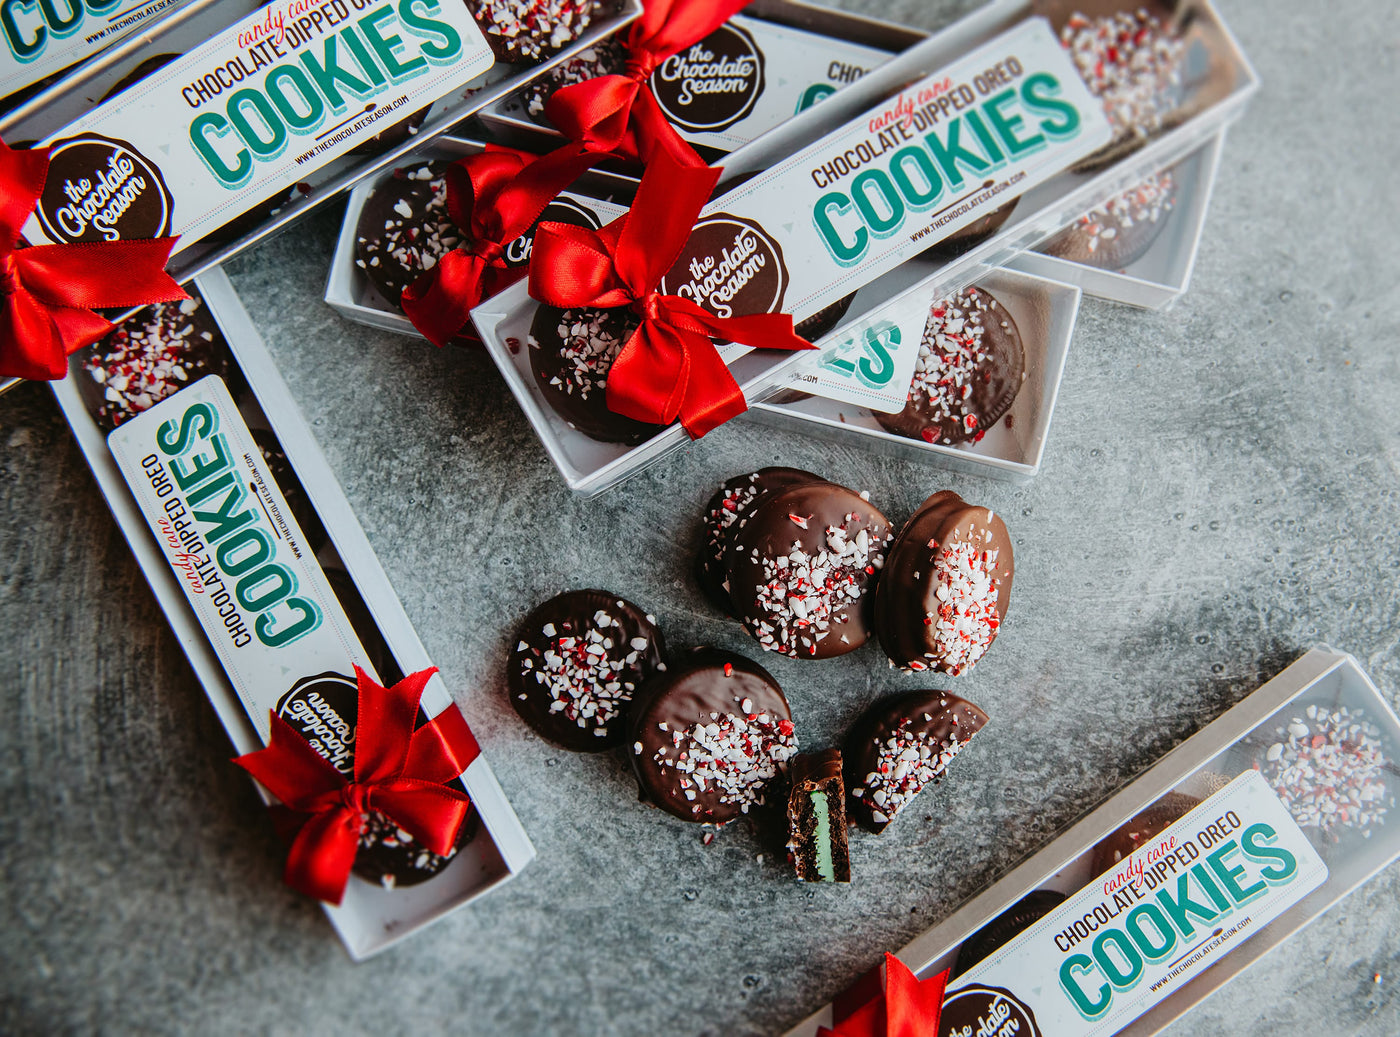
left=402, top=252, right=491, bottom=348
left=284, top=806, right=363, bottom=906
left=678, top=336, right=746, bottom=438
left=884, top=957, right=947, bottom=1037
left=405, top=703, right=482, bottom=784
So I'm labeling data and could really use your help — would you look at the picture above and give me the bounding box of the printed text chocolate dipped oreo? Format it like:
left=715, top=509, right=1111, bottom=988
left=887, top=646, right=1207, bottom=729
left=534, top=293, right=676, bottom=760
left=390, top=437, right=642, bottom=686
left=875, top=491, right=1013, bottom=676
left=694, top=467, right=823, bottom=616
left=276, top=673, right=476, bottom=889
left=528, top=304, right=663, bottom=444
left=508, top=589, right=666, bottom=751
left=845, top=690, right=988, bottom=832
left=37, top=132, right=173, bottom=243
left=658, top=214, right=789, bottom=319
left=652, top=22, right=765, bottom=134
left=875, top=287, right=1025, bottom=447
left=725, top=476, right=892, bottom=659
left=628, top=647, right=797, bottom=824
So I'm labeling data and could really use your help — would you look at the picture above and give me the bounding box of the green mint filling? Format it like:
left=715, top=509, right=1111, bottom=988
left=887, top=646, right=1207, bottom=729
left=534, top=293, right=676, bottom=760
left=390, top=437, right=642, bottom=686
left=809, top=790, right=835, bottom=881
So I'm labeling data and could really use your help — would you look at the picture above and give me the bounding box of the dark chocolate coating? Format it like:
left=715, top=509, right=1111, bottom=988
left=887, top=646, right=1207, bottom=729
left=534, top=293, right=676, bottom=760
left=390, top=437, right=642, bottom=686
left=794, top=293, right=856, bottom=342
left=787, top=748, right=851, bottom=883
left=726, top=479, right=892, bottom=659
left=275, top=671, right=476, bottom=888
left=467, top=0, right=601, bottom=64
left=75, top=292, right=229, bottom=432
left=874, top=491, right=1013, bottom=676
left=844, top=690, right=989, bottom=832
left=508, top=589, right=666, bottom=751
left=1091, top=792, right=1201, bottom=876
left=927, top=199, right=1018, bottom=257
left=628, top=648, right=796, bottom=824
left=523, top=36, right=628, bottom=123
left=100, top=53, right=181, bottom=102
left=694, top=467, right=824, bottom=616
left=528, top=304, right=664, bottom=444
left=874, top=287, right=1024, bottom=447
left=1041, top=169, right=1178, bottom=269
left=354, top=162, right=458, bottom=310
left=251, top=428, right=329, bottom=556
left=952, top=890, right=1067, bottom=977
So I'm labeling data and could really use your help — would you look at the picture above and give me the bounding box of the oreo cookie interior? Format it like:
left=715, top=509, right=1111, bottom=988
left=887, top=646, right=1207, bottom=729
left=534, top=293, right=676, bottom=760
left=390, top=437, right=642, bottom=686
left=952, top=890, right=1068, bottom=977
left=276, top=670, right=475, bottom=889
left=874, top=287, right=1024, bottom=447
left=528, top=304, right=664, bottom=445
left=507, top=589, right=666, bottom=751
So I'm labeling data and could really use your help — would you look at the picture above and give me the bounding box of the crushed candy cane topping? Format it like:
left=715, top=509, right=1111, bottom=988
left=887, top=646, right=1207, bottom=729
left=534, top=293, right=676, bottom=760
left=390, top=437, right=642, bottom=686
left=744, top=512, right=890, bottom=657
left=474, top=0, right=595, bottom=62
left=1060, top=9, right=1185, bottom=143
left=1258, top=703, right=1391, bottom=840
left=650, top=699, right=798, bottom=818
left=925, top=526, right=1003, bottom=676
left=531, top=308, right=626, bottom=401
left=907, top=287, right=1004, bottom=443
left=1072, top=170, right=1176, bottom=252
left=525, top=37, right=627, bottom=117
left=355, top=164, right=457, bottom=297
left=850, top=703, right=973, bottom=826
left=516, top=605, right=652, bottom=734
left=358, top=810, right=459, bottom=888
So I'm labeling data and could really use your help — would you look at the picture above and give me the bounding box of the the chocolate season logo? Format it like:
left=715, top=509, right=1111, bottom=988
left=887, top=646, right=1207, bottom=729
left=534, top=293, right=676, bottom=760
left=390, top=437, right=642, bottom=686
left=939, top=984, right=1042, bottom=1037
left=1, top=0, right=124, bottom=63
left=651, top=22, right=764, bottom=134
left=658, top=213, right=788, bottom=320
left=277, top=671, right=359, bottom=776
left=505, top=196, right=602, bottom=267
left=36, top=132, right=173, bottom=243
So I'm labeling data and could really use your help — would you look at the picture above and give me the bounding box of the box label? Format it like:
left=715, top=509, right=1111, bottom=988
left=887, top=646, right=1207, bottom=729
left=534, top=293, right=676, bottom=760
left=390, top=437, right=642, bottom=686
left=23, top=0, right=493, bottom=248
left=0, top=0, right=197, bottom=102
left=107, top=375, right=379, bottom=741
left=659, top=18, right=1111, bottom=329
left=941, top=771, right=1327, bottom=1036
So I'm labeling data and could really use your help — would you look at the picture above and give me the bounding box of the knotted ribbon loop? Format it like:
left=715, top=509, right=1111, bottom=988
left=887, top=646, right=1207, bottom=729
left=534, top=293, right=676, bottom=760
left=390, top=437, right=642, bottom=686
left=0, top=136, right=185, bottom=380
left=401, top=145, right=598, bottom=348
left=234, top=666, right=478, bottom=905
left=819, top=955, right=950, bottom=1037
left=544, top=0, right=753, bottom=166
left=528, top=149, right=813, bottom=438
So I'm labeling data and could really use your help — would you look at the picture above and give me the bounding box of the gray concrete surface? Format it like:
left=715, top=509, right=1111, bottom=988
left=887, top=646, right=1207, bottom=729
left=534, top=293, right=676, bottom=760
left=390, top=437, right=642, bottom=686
left=2, top=1, right=1398, bottom=1034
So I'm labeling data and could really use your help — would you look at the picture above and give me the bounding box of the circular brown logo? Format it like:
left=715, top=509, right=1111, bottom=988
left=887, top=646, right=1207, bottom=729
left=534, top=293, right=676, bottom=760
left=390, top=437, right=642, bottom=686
left=277, top=671, right=358, bottom=778
left=505, top=197, right=604, bottom=268
left=651, top=23, right=765, bottom=134
left=658, top=213, right=788, bottom=320
left=36, top=132, right=173, bottom=244
left=939, top=985, right=1041, bottom=1037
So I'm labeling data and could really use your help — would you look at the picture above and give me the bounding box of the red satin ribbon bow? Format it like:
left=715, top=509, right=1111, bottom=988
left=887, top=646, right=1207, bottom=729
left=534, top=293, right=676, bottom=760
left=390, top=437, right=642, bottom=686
left=400, top=146, right=598, bottom=348
left=529, top=149, right=812, bottom=438
left=545, top=0, right=753, bottom=166
left=234, top=666, right=478, bottom=906
left=0, top=136, right=185, bottom=380
left=820, top=955, right=950, bottom=1037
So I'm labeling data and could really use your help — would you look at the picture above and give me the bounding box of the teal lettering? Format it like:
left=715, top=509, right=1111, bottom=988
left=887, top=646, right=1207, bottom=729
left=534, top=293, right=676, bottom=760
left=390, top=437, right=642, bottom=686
left=1092, top=929, right=1143, bottom=988
left=398, top=0, right=460, bottom=62
left=814, top=192, right=866, bottom=265
left=192, top=481, right=254, bottom=545
left=1206, top=840, right=1268, bottom=903
left=227, top=88, right=286, bottom=158
left=235, top=563, right=295, bottom=611
left=339, top=25, right=388, bottom=87
left=215, top=526, right=273, bottom=576
left=298, top=35, right=374, bottom=109
left=1241, top=823, right=1298, bottom=883
left=984, top=88, right=1045, bottom=156
left=2, top=0, right=43, bottom=61
left=889, top=145, right=942, bottom=208
left=156, top=402, right=217, bottom=456
left=186, top=471, right=234, bottom=508
left=797, top=82, right=837, bottom=112
left=38, top=0, right=79, bottom=36
left=1020, top=72, right=1080, bottom=138
left=169, top=432, right=231, bottom=491
left=1124, top=903, right=1176, bottom=961
left=850, top=168, right=904, bottom=235
left=857, top=323, right=899, bottom=389
left=923, top=118, right=990, bottom=190
left=360, top=6, right=425, bottom=80
left=265, top=64, right=324, bottom=132
left=1155, top=872, right=1219, bottom=938
left=191, top=112, right=253, bottom=188
left=256, top=597, right=322, bottom=647
left=1191, top=862, right=1233, bottom=912
left=1059, top=954, right=1111, bottom=1019
left=962, top=108, right=1005, bottom=164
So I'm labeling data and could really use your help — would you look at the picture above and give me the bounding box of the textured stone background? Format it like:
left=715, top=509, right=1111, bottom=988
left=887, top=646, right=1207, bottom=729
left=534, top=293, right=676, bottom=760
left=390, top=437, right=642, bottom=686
left=2, top=0, right=1398, bottom=1034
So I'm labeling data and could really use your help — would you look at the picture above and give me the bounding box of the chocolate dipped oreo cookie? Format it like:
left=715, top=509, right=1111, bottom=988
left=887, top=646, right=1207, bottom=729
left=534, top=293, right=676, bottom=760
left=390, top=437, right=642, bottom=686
left=467, top=0, right=602, bottom=64
left=628, top=648, right=797, bottom=824
left=1041, top=169, right=1178, bottom=268
left=845, top=690, right=988, bottom=832
left=952, top=889, right=1067, bottom=977
left=875, top=491, right=1013, bottom=676
left=355, top=162, right=459, bottom=309
left=276, top=672, right=477, bottom=889
left=523, top=36, right=627, bottom=121
left=875, top=287, right=1024, bottom=447
left=725, top=475, right=893, bottom=659
left=508, top=589, right=666, bottom=751
left=786, top=749, right=851, bottom=883
left=77, top=293, right=229, bottom=431
left=694, top=467, right=823, bottom=616
left=528, top=304, right=664, bottom=444
left=1090, top=791, right=1201, bottom=876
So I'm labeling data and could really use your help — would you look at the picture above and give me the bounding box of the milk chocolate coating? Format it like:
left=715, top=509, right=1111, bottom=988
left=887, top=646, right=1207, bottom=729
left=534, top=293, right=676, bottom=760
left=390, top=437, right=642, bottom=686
left=1041, top=170, right=1178, bottom=269
left=952, top=890, right=1067, bottom=977
left=1090, top=791, right=1202, bottom=876
left=694, top=467, right=824, bottom=616
left=275, top=671, right=476, bottom=888
left=628, top=648, right=796, bottom=824
left=725, top=479, right=892, bottom=660
left=874, top=287, right=1024, bottom=447
left=508, top=589, right=666, bottom=751
left=875, top=491, right=1013, bottom=675
left=529, top=304, right=664, bottom=444
left=844, top=690, right=989, bottom=832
